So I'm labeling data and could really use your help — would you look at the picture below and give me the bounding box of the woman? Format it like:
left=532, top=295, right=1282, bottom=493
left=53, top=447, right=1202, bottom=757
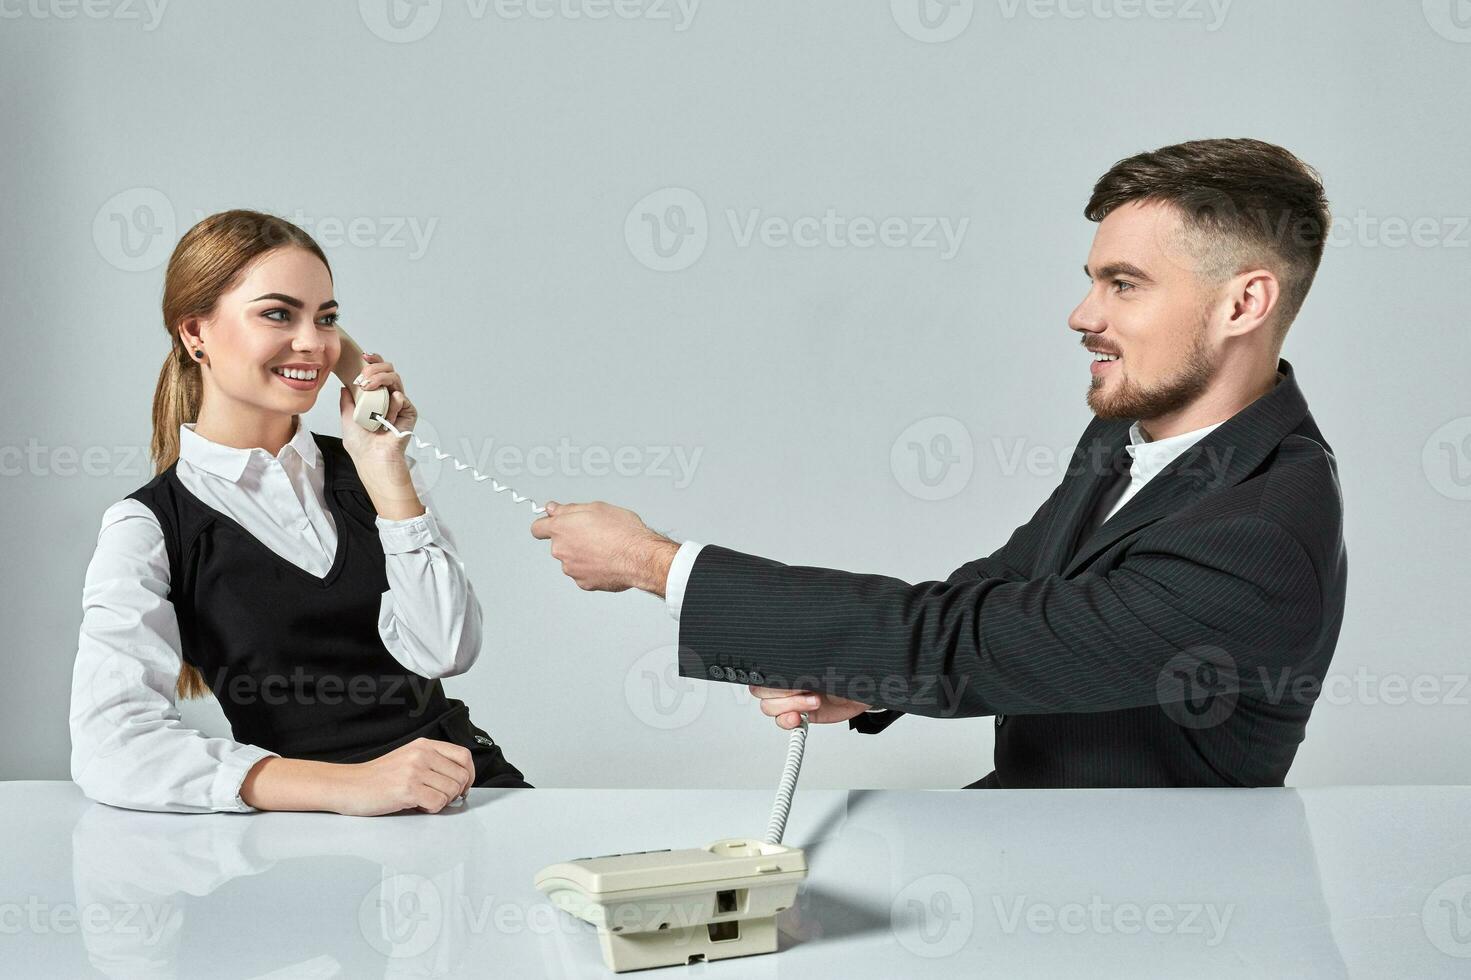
left=70, top=209, right=529, bottom=814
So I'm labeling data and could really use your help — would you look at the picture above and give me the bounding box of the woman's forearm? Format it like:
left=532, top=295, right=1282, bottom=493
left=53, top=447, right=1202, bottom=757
left=239, top=756, right=357, bottom=812
left=241, top=741, right=473, bottom=817
left=357, top=455, right=427, bottom=521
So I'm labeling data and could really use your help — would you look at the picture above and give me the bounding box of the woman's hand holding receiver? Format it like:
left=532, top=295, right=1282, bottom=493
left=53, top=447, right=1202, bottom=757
left=338, top=352, right=424, bottom=520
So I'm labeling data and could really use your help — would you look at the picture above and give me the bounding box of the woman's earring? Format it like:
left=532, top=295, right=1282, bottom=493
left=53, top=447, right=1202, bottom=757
left=193, top=349, right=204, bottom=360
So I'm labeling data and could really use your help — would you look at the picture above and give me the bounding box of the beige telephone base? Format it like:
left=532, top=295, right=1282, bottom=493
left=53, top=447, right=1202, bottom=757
left=535, top=837, right=807, bottom=973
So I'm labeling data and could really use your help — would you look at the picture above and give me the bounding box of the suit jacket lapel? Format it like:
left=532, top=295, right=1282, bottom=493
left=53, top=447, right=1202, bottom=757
left=1038, top=418, right=1131, bottom=576
left=1063, top=443, right=1221, bottom=577
left=1059, top=357, right=1311, bottom=578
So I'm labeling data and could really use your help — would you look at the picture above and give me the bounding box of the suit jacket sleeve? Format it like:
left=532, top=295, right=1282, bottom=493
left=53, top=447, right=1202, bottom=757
left=676, top=514, right=1321, bottom=719
left=841, top=482, right=1063, bottom=733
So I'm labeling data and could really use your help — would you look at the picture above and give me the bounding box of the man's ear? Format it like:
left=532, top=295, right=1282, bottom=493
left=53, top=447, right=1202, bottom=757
left=1223, top=268, right=1280, bottom=340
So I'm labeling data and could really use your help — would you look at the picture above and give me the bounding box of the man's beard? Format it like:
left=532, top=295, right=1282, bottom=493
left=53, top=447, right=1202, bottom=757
left=1087, top=318, right=1215, bottom=424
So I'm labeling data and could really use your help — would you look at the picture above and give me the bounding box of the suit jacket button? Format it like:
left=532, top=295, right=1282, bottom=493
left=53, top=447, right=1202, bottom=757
left=995, top=714, right=1006, bottom=727
left=707, top=666, right=722, bottom=679
left=749, top=671, right=764, bottom=685
left=723, top=666, right=737, bottom=681
left=735, top=669, right=749, bottom=682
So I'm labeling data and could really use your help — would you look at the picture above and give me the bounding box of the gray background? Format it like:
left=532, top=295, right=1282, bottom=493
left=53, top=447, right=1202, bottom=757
left=3, top=1, right=1468, bottom=789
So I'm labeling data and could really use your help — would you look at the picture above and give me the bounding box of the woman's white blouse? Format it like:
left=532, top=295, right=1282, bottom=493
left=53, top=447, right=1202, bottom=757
left=69, top=420, right=484, bottom=814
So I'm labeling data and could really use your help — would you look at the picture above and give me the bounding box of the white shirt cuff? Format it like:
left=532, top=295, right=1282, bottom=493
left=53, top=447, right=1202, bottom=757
left=213, top=745, right=280, bottom=812
left=375, top=508, right=443, bottom=554
left=664, top=541, right=705, bottom=622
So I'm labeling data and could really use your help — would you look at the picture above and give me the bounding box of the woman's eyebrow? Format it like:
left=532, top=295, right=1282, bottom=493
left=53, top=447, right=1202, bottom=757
left=250, top=292, right=339, bottom=311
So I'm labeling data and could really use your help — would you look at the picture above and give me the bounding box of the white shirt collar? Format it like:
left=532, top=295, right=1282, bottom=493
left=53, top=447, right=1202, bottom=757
left=1124, top=418, right=1225, bottom=482
left=1122, top=370, right=1285, bottom=481
left=178, top=416, right=320, bottom=482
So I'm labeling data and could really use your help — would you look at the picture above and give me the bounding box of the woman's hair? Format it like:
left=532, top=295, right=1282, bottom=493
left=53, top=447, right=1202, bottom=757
left=152, top=209, right=332, bottom=699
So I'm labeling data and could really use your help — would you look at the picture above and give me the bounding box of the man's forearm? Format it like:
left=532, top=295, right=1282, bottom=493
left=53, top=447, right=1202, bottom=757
left=638, top=536, right=680, bottom=597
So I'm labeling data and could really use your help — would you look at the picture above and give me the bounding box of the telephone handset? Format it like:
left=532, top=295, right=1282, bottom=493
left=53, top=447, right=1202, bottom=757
left=332, top=328, right=392, bottom=433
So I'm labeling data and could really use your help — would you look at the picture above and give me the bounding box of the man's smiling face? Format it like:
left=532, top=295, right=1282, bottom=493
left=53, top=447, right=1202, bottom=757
left=1069, top=200, right=1223, bottom=428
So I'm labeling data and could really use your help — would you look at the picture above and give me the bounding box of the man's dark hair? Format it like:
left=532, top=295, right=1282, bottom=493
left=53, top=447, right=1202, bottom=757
left=1085, top=138, right=1331, bottom=346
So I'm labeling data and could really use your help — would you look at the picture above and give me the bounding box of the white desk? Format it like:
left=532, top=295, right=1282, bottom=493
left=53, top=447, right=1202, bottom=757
left=3, top=782, right=1469, bottom=978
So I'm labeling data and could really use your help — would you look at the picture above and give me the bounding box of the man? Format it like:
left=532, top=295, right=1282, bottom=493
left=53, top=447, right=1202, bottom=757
left=531, top=138, right=1347, bottom=788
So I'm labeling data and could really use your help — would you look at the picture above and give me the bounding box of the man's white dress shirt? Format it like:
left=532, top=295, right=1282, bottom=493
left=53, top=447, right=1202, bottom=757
left=664, top=416, right=1228, bottom=622
left=70, top=419, right=483, bottom=813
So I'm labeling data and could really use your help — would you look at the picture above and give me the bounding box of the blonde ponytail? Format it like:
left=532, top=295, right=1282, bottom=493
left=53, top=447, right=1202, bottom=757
left=150, top=339, right=202, bottom=476
left=151, top=340, right=209, bottom=699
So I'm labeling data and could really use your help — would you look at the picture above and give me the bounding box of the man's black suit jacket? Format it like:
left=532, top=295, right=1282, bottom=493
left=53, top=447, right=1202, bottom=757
left=675, top=358, right=1347, bottom=787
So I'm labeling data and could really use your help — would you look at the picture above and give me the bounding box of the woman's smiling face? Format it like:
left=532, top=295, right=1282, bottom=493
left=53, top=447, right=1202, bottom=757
left=187, top=247, right=343, bottom=419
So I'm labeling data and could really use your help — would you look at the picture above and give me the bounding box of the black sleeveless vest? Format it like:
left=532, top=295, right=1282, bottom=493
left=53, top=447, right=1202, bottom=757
left=128, top=432, right=527, bottom=787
